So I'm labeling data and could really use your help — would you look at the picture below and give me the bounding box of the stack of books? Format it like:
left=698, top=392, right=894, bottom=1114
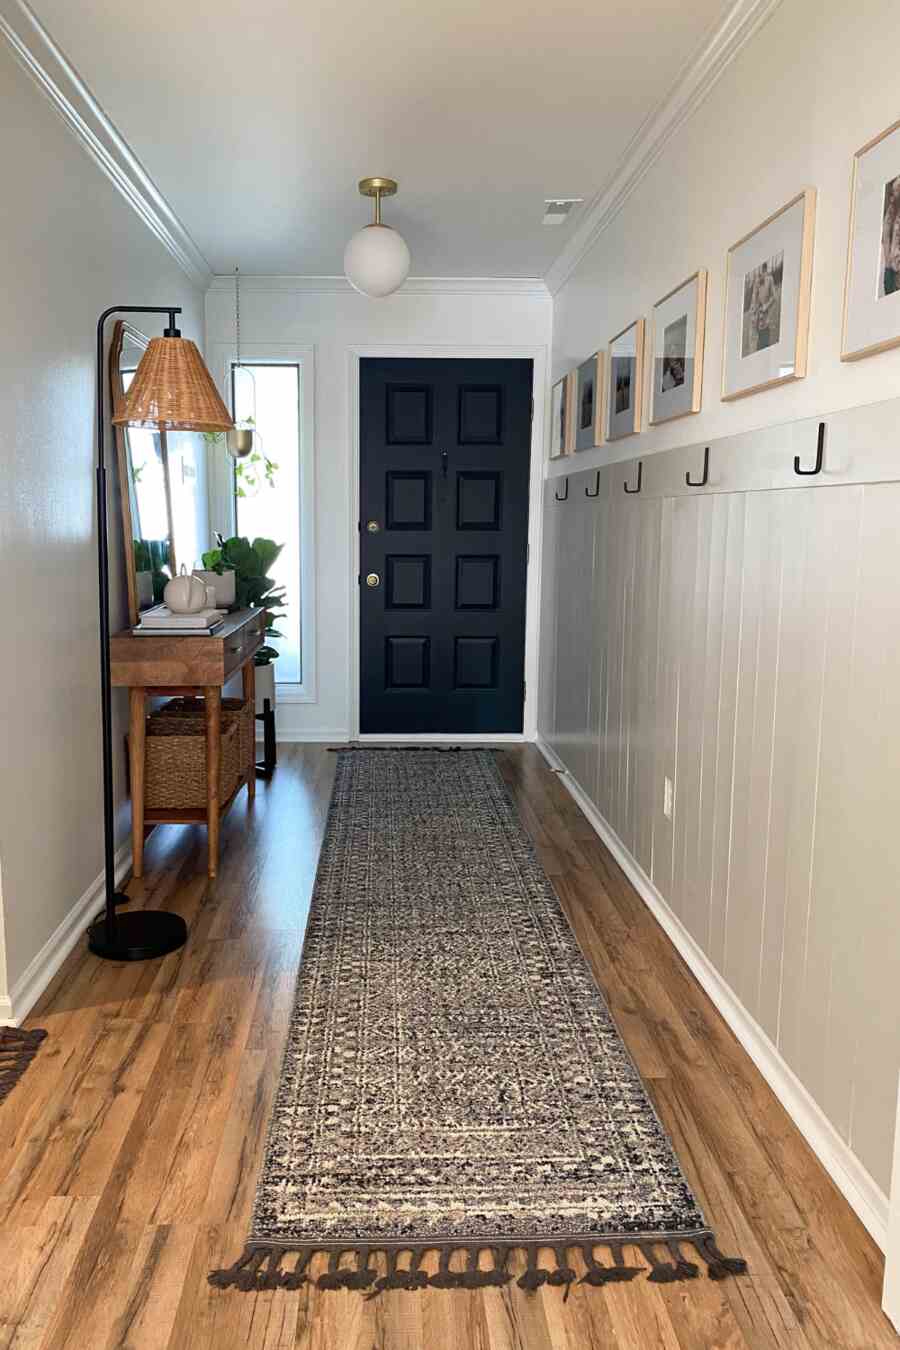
left=133, top=604, right=225, bottom=637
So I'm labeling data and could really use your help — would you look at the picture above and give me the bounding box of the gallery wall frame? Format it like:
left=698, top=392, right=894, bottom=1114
left=606, top=318, right=645, bottom=441
left=650, top=270, right=707, bottom=426
left=649, top=270, right=707, bottom=425
left=573, top=352, right=604, bottom=451
left=721, top=188, right=816, bottom=401
left=549, top=371, right=576, bottom=458
left=842, top=118, right=900, bottom=362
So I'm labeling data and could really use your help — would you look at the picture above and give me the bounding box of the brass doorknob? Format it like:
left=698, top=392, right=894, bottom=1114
left=366, top=572, right=380, bottom=588
left=366, top=520, right=380, bottom=533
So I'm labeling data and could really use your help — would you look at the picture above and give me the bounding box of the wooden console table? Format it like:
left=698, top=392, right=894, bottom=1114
left=110, top=608, right=264, bottom=879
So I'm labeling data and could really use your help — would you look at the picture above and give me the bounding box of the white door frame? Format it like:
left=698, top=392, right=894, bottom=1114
left=346, top=344, right=548, bottom=742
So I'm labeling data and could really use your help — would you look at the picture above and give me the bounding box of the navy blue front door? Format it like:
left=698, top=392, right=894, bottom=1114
left=359, top=357, right=533, bottom=734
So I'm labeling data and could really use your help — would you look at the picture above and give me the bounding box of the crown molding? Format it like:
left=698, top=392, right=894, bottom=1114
left=208, top=274, right=550, bottom=297
left=544, top=0, right=783, bottom=295
left=0, top=0, right=212, bottom=289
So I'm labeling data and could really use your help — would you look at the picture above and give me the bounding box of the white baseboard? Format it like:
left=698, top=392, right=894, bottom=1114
left=536, top=735, right=890, bottom=1251
left=256, top=729, right=350, bottom=744
left=357, top=733, right=530, bottom=745
left=0, top=843, right=131, bottom=1027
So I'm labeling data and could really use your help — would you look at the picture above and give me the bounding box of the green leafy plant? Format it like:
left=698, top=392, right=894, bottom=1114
left=202, top=423, right=279, bottom=497
left=201, top=534, right=286, bottom=666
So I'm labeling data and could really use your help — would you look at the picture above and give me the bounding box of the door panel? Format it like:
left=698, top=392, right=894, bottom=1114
left=360, top=358, right=532, bottom=734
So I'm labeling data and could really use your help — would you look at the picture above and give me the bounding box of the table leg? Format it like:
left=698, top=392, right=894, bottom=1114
left=204, top=686, right=221, bottom=879
left=242, top=661, right=256, bottom=800
left=129, top=688, right=146, bottom=879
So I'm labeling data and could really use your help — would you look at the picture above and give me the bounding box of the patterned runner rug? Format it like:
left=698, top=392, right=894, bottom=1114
left=211, top=748, right=745, bottom=1296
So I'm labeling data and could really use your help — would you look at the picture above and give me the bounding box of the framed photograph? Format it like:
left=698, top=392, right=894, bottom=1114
left=606, top=319, right=645, bottom=441
left=573, top=352, right=604, bottom=450
left=842, top=119, right=900, bottom=361
left=549, top=372, right=574, bottom=458
left=722, top=190, right=815, bottom=400
left=649, top=271, right=707, bottom=424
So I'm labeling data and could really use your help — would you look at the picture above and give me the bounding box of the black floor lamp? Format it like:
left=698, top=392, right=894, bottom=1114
left=87, top=306, right=233, bottom=962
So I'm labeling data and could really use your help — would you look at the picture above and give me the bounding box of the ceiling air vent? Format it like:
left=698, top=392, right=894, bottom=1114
left=543, top=198, right=583, bottom=226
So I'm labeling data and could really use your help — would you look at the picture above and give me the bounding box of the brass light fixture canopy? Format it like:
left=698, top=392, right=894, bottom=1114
left=358, top=177, right=398, bottom=226
left=358, top=176, right=398, bottom=197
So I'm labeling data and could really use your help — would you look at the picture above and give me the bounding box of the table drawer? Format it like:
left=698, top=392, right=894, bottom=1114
left=223, top=614, right=263, bottom=677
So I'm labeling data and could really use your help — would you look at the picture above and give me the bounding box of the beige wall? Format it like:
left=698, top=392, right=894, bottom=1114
left=543, top=0, right=900, bottom=1212
left=0, top=46, right=203, bottom=1008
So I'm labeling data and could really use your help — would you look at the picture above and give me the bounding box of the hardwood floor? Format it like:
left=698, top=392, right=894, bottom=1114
left=1, top=744, right=896, bottom=1349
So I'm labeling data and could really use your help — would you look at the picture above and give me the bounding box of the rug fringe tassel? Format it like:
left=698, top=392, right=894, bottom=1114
left=208, top=1233, right=747, bottom=1294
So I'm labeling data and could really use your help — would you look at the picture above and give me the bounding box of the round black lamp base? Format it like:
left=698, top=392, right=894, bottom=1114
left=88, top=910, right=187, bottom=962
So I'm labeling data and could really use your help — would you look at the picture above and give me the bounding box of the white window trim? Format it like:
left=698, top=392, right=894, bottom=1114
left=206, top=341, right=318, bottom=705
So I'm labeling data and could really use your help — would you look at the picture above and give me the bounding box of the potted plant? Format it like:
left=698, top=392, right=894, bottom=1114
left=201, top=534, right=286, bottom=710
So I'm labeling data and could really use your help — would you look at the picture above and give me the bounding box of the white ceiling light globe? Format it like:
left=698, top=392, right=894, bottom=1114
left=344, top=223, right=411, bottom=298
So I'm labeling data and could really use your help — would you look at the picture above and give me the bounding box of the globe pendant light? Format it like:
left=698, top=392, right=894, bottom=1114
left=344, top=177, right=411, bottom=298
left=227, top=265, right=255, bottom=459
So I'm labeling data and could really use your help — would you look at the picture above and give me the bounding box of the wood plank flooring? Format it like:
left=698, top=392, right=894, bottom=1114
left=1, top=744, right=896, bottom=1349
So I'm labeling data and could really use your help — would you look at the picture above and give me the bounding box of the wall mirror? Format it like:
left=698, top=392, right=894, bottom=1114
left=110, top=320, right=176, bottom=624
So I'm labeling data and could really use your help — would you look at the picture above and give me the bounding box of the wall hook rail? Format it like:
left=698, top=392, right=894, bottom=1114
left=686, top=446, right=710, bottom=488
left=623, top=461, right=642, bottom=494
left=554, top=478, right=569, bottom=502
left=795, top=421, right=825, bottom=476
left=585, top=471, right=600, bottom=498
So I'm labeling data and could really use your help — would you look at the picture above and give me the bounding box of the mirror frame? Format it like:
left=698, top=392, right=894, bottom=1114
left=109, top=320, right=177, bottom=625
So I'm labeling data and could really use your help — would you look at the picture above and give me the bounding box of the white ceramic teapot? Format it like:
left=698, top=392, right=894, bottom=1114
left=164, top=564, right=207, bottom=614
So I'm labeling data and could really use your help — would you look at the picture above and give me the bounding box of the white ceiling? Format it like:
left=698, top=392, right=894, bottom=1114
left=29, top=0, right=732, bottom=278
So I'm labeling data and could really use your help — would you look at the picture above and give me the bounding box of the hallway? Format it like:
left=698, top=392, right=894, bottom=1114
left=0, top=746, right=892, bottom=1349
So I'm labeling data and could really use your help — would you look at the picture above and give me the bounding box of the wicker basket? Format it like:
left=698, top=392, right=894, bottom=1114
left=144, top=698, right=251, bottom=812
left=153, top=697, right=254, bottom=773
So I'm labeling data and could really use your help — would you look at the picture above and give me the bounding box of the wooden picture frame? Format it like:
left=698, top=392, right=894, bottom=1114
left=549, top=371, right=576, bottom=458
left=721, top=189, right=816, bottom=401
left=842, top=118, right=900, bottom=362
left=573, top=352, right=604, bottom=451
left=649, top=270, right=707, bottom=425
left=606, top=319, right=644, bottom=441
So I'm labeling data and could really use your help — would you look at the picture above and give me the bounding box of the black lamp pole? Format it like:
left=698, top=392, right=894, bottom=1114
left=87, top=306, right=189, bottom=962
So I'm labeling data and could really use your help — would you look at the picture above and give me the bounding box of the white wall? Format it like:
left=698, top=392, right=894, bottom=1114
left=543, top=0, right=900, bottom=1230
left=552, top=0, right=900, bottom=468
left=205, top=281, right=552, bottom=740
left=0, top=46, right=203, bottom=1012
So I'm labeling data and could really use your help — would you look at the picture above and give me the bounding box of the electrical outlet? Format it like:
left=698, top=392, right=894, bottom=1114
left=663, top=776, right=674, bottom=820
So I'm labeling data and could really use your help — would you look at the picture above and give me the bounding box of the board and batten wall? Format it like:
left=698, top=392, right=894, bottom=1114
left=0, top=43, right=204, bottom=1019
left=541, top=0, right=900, bottom=1244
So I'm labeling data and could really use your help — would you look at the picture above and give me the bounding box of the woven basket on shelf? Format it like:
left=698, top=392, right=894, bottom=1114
left=153, top=697, right=254, bottom=773
left=144, top=698, right=251, bottom=812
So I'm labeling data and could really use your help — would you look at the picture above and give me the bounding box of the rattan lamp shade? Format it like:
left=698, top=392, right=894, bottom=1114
left=112, top=337, right=233, bottom=432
